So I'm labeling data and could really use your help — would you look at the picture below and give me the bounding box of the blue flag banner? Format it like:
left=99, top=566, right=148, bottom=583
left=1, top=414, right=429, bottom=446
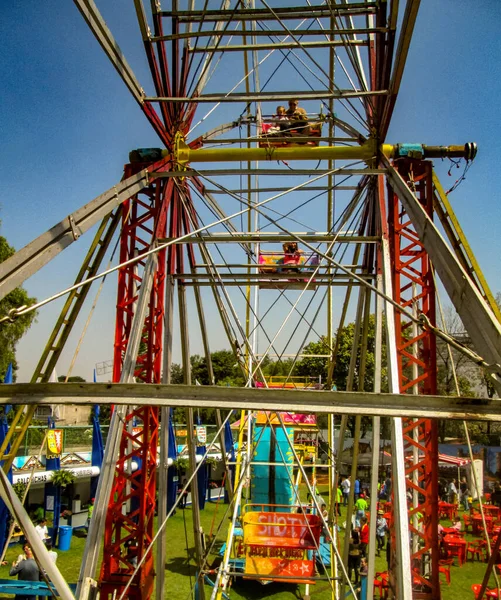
left=167, top=409, right=178, bottom=512
left=0, top=364, right=14, bottom=551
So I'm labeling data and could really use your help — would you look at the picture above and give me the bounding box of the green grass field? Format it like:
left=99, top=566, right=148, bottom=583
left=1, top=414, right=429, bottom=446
left=0, top=495, right=496, bottom=599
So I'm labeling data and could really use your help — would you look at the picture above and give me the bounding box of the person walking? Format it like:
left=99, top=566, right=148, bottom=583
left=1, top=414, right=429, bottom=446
left=9, top=543, right=40, bottom=600
left=348, top=529, right=361, bottom=585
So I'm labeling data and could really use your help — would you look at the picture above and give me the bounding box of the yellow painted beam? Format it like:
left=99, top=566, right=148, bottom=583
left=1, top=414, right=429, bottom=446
left=432, top=171, right=501, bottom=323
left=176, top=138, right=378, bottom=165
left=159, top=139, right=475, bottom=166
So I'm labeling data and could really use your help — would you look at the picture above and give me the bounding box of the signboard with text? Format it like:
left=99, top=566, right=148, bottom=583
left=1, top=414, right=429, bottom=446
left=196, top=426, right=207, bottom=444
left=243, top=511, right=320, bottom=583
left=255, top=412, right=317, bottom=426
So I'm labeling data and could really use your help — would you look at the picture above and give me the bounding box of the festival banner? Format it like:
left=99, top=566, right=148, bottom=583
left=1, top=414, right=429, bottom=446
left=255, top=412, right=317, bottom=426
left=196, top=426, right=207, bottom=444
left=243, top=511, right=320, bottom=582
left=46, top=429, right=63, bottom=459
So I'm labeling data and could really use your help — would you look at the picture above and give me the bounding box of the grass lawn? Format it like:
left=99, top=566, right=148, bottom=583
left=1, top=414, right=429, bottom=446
left=0, top=493, right=497, bottom=599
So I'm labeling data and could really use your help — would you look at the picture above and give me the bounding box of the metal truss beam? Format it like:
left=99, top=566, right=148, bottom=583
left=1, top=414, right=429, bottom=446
left=161, top=4, right=376, bottom=22
left=146, top=90, right=387, bottom=102
left=432, top=171, right=501, bottom=323
left=171, top=273, right=375, bottom=281
left=159, top=233, right=378, bottom=243
left=379, top=0, right=420, bottom=139
left=161, top=142, right=473, bottom=168
left=153, top=168, right=385, bottom=177
left=388, top=159, right=439, bottom=597
left=73, top=0, right=144, bottom=102
left=204, top=185, right=360, bottom=193
left=157, top=27, right=386, bottom=42
left=73, top=0, right=169, bottom=145
left=99, top=175, right=168, bottom=600
left=188, top=39, right=368, bottom=52
left=181, top=281, right=366, bottom=287
left=1, top=383, right=500, bottom=421
left=384, top=157, right=501, bottom=394
left=0, top=161, right=170, bottom=301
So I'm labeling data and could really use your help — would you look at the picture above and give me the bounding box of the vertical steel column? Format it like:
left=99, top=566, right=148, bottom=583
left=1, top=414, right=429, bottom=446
left=388, top=159, right=439, bottom=598
left=100, top=171, right=169, bottom=600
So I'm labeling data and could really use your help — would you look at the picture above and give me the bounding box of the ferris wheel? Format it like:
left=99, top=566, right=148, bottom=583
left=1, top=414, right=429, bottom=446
left=0, top=2, right=500, bottom=600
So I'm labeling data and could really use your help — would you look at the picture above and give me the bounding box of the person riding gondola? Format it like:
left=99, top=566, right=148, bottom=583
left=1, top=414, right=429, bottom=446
left=280, top=241, right=303, bottom=273
left=285, top=99, right=310, bottom=136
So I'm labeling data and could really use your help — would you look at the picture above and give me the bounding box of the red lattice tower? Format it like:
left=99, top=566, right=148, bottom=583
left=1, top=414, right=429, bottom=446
left=100, top=168, right=170, bottom=599
left=388, top=158, right=440, bottom=598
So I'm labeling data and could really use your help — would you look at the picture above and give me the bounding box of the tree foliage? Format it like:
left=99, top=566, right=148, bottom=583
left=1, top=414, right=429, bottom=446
left=171, top=350, right=246, bottom=423
left=294, top=317, right=385, bottom=435
left=295, top=315, right=386, bottom=394
left=0, top=236, right=37, bottom=381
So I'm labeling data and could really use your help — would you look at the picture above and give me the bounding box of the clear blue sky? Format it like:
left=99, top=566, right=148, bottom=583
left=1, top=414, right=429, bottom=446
left=0, top=1, right=499, bottom=382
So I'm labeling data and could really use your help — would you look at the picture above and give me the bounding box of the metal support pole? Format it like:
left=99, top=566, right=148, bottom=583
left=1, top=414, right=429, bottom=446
left=179, top=281, right=206, bottom=600
left=367, top=274, right=383, bottom=600
left=340, top=284, right=366, bottom=598
left=77, top=251, right=158, bottom=596
left=381, top=234, right=412, bottom=600
left=156, top=275, right=174, bottom=600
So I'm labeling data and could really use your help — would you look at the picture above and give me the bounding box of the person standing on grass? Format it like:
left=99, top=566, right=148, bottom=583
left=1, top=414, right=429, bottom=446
left=354, top=478, right=360, bottom=500
left=376, top=510, right=387, bottom=556
left=9, top=543, right=39, bottom=600
left=354, top=493, right=368, bottom=528
left=448, top=479, right=458, bottom=505
left=385, top=474, right=392, bottom=498
left=348, top=529, right=361, bottom=585
left=335, top=484, right=342, bottom=516
left=341, top=476, right=350, bottom=506
left=86, top=497, right=95, bottom=532
left=35, top=518, right=50, bottom=543
left=359, top=517, right=369, bottom=557
left=460, top=477, right=469, bottom=511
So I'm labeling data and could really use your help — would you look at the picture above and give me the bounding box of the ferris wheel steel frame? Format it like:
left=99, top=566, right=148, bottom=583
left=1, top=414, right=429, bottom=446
left=388, top=159, right=439, bottom=598
left=101, top=169, right=169, bottom=599
left=0, top=2, right=499, bottom=600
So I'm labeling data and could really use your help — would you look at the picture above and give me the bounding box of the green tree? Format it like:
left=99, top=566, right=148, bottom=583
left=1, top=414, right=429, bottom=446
left=296, top=316, right=386, bottom=393
left=170, top=349, right=246, bottom=423
left=294, top=337, right=330, bottom=382
left=0, top=236, right=37, bottom=380
left=295, top=319, right=385, bottom=436
left=57, top=375, right=86, bottom=383
left=171, top=350, right=245, bottom=387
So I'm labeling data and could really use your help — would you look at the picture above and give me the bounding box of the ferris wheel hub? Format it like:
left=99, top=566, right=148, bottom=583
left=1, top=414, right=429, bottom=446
left=173, top=132, right=190, bottom=167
